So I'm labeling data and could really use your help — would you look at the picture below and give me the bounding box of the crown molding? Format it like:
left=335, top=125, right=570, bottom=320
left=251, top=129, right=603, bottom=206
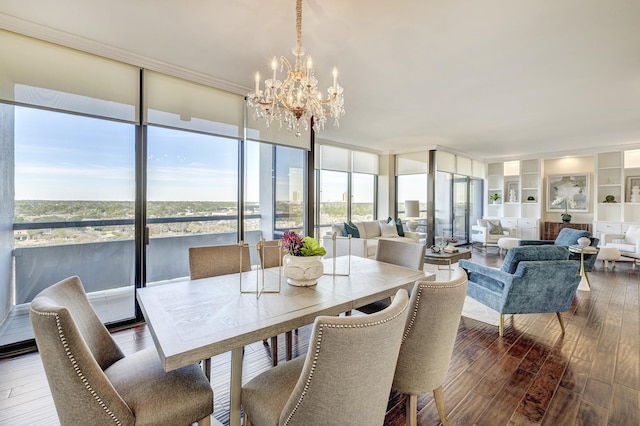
left=0, top=12, right=249, bottom=96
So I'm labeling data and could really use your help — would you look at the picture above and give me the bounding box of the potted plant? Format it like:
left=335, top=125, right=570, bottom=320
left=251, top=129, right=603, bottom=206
left=552, top=197, right=572, bottom=222
left=604, top=194, right=616, bottom=203
left=281, top=231, right=326, bottom=286
left=489, top=193, right=501, bottom=204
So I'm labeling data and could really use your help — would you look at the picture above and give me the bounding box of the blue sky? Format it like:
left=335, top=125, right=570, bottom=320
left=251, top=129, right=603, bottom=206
left=15, top=107, right=254, bottom=201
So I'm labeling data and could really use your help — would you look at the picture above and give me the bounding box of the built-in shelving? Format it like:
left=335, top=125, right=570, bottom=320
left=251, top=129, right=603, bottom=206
left=593, top=149, right=640, bottom=236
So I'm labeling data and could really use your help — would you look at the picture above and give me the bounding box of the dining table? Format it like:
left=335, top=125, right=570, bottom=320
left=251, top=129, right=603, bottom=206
left=136, top=255, right=433, bottom=426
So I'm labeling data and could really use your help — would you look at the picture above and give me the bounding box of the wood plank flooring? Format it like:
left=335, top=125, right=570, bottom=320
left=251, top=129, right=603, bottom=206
left=1, top=250, right=638, bottom=425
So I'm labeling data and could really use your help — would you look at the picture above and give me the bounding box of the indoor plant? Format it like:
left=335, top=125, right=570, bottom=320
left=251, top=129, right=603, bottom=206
left=281, top=231, right=326, bottom=286
left=489, top=193, right=501, bottom=204
left=552, top=197, right=573, bottom=222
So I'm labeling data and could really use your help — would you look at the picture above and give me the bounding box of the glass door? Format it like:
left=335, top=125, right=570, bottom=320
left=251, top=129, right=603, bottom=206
left=453, top=174, right=469, bottom=244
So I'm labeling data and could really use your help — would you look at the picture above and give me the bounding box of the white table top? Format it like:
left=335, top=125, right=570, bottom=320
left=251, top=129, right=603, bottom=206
left=137, top=255, right=433, bottom=372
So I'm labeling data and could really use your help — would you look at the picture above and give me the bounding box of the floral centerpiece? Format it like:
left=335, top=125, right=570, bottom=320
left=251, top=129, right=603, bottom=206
left=281, top=231, right=326, bottom=286
left=281, top=231, right=326, bottom=257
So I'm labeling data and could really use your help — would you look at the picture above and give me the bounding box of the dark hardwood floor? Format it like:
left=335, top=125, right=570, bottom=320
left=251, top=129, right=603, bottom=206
left=1, top=250, right=638, bottom=425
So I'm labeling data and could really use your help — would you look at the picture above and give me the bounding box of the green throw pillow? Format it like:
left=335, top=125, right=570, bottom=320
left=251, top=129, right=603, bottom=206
left=487, top=220, right=504, bottom=235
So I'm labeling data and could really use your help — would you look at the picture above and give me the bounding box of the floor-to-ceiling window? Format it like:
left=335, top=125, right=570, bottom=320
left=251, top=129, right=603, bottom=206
left=396, top=152, right=429, bottom=242
left=145, top=126, right=240, bottom=284
left=0, top=29, right=140, bottom=347
left=315, top=145, right=378, bottom=238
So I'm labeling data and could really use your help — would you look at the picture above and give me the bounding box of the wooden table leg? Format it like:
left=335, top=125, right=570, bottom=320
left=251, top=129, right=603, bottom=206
left=230, top=347, right=243, bottom=426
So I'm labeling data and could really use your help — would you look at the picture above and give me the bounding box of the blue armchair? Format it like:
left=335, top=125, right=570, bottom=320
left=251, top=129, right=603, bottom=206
left=459, top=245, right=581, bottom=336
left=519, top=228, right=599, bottom=272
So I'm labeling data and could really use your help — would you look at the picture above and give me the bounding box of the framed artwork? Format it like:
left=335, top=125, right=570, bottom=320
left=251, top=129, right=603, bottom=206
left=547, top=174, right=589, bottom=212
left=627, top=176, right=640, bottom=202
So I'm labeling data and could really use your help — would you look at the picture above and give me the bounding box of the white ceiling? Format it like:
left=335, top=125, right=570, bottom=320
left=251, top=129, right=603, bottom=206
left=1, top=0, right=640, bottom=160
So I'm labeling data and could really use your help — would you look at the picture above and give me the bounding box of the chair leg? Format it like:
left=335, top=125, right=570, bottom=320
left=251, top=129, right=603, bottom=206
left=203, top=358, right=211, bottom=381
left=270, top=336, right=278, bottom=366
left=405, top=394, right=417, bottom=426
left=433, top=386, right=450, bottom=426
left=198, top=415, right=211, bottom=426
left=286, top=330, right=293, bottom=361
left=244, top=413, right=252, bottom=426
left=499, top=314, right=504, bottom=337
left=556, top=312, right=566, bottom=334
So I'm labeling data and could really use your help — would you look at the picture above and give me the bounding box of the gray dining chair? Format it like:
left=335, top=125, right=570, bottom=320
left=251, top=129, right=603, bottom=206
left=30, top=276, right=213, bottom=426
left=392, top=267, right=468, bottom=426
left=188, top=243, right=252, bottom=280
left=357, top=238, right=426, bottom=314
left=241, top=288, right=410, bottom=426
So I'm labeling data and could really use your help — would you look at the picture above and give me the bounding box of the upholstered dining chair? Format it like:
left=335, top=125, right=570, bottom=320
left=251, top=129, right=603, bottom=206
left=357, top=238, right=426, bottom=314
left=257, top=240, right=295, bottom=365
left=30, top=276, right=213, bottom=426
left=241, top=289, right=410, bottom=426
left=189, top=243, right=286, bottom=368
left=392, top=267, right=468, bottom=426
left=188, top=243, right=252, bottom=280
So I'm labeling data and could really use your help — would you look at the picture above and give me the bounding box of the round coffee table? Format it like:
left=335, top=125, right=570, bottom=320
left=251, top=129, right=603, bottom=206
left=424, top=247, right=472, bottom=279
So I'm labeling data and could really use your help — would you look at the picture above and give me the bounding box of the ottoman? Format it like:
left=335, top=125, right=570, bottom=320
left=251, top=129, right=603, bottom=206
left=497, top=237, right=521, bottom=256
left=597, top=247, right=620, bottom=270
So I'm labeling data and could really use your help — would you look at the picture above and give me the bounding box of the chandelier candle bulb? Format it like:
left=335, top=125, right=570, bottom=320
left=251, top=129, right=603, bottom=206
left=255, top=72, right=260, bottom=94
left=271, top=57, right=277, bottom=80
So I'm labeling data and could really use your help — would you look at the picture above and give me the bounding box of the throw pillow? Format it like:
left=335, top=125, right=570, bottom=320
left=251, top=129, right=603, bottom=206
left=388, top=217, right=405, bottom=237
left=487, top=220, right=504, bottom=235
left=395, top=218, right=405, bottom=237
left=380, top=221, right=399, bottom=238
left=343, top=221, right=360, bottom=238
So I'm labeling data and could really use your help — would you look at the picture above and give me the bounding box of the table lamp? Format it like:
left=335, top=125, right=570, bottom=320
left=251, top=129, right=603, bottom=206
left=404, top=200, right=420, bottom=232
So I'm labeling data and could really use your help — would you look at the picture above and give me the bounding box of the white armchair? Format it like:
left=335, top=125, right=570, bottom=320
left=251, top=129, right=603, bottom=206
left=601, top=224, right=640, bottom=255
left=471, top=218, right=512, bottom=250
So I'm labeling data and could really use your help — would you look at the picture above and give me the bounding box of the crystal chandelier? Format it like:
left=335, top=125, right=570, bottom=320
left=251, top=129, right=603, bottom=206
left=247, top=0, right=345, bottom=137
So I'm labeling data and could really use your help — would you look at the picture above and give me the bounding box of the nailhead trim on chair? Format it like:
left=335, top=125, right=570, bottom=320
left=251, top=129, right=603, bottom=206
left=401, top=281, right=466, bottom=343
left=282, top=304, right=408, bottom=425
left=31, top=308, right=124, bottom=426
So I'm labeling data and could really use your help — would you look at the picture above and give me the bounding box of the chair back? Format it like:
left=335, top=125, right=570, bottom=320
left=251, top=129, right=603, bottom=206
left=501, top=245, right=569, bottom=274
left=188, top=243, right=251, bottom=279
left=279, top=289, right=410, bottom=426
left=29, top=276, right=135, bottom=425
left=258, top=240, right=284, bottom=269
left=554, top=228, right=590, bottom=246
left=393, top=268, right=468, bottom=394
left=375, top=238, right=426, bottom=270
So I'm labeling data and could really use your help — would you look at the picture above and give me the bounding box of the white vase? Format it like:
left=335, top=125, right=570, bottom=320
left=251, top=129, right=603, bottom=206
left=283, top=255, right=324, bottom=286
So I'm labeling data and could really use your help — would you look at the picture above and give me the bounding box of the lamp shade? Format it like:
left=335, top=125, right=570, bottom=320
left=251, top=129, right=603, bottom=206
left=405, top=200, right=419, bottom=218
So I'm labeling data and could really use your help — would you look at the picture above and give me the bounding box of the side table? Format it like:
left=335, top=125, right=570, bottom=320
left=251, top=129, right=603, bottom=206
left=424, top=247, right=472, bottom=279
left=568, top=245, right=598, bottom=291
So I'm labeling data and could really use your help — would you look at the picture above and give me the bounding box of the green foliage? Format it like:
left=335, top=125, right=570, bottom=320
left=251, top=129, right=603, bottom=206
left=300, top=236, right=326, bottom=256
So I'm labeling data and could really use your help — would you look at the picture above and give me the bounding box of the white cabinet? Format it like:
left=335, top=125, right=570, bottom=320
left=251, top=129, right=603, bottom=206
left=484, top=217, right=539, bottom=240
left=517, top=218, right=540, bottom=240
